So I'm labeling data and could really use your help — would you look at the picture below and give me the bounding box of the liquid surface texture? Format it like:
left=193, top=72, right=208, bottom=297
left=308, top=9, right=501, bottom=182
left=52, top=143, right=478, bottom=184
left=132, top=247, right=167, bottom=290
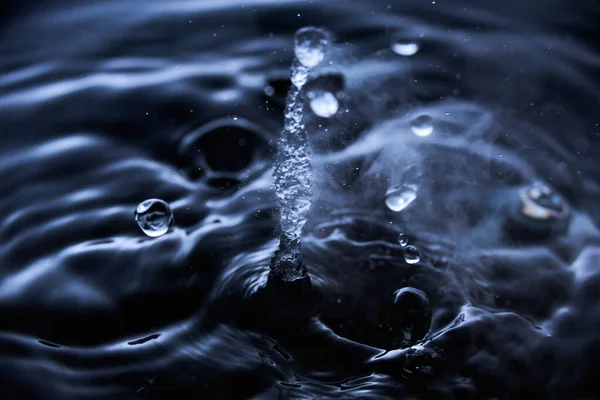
left=0, top=0, right=599, bottom=399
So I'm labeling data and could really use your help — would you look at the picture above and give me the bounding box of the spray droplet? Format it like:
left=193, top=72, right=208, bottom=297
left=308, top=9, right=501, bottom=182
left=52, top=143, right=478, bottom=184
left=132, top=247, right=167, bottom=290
left=134, top=199, right=174, bottom=237
left=403, top=245, right=420, bottom=264
left=411, top=114, right=433, bottom=137
left=391, top=39, right=419, bottom=56
left=398, top=233, right=409, bottom=247
left=304, top=72, right=344, bottom=118
left=294, top=27, right=330, bottom=68
left=520, top=182, right=568, bottom=220
left=385, top=185, right=417, bottom=212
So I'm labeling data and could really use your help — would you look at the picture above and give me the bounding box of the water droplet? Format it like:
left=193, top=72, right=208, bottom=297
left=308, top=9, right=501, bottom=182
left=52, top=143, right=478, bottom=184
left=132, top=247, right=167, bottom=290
left=304, top=72, right=344, bottom=118
left=520, top=182, right=568, bottom=220
left=410, top=114, right=433, bottom=137
left=134, top=199, right=174, bottom=237
left=403, top=245, right=420, bottom=264
left=294, top=27, right=330, bottom=68
left=398, top=233, right=409, bottom=247
left=385, top=185, right=417, bottom=212
left=391, top=39, right=419, bottom=56
left=308, top=91, right=339, bottom=118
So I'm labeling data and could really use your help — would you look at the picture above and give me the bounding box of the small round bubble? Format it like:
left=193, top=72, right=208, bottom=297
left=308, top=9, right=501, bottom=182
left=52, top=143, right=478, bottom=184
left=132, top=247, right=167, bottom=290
left=403, top=245, right=421, bottom=264
left=134, top=199, right=174, bottom=237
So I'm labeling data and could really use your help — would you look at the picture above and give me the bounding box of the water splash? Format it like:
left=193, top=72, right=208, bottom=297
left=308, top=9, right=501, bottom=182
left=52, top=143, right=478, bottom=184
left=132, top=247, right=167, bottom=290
left=271, top=27, right=330, bottom=280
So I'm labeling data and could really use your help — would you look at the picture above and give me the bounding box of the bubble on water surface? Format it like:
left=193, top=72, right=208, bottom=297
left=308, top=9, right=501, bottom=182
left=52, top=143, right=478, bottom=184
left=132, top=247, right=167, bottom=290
left=134, top=199, right=174, bottom=237
left=385, top=185, right=417, bottom=212
left=294, top=27, right=330, bottom=68
left=403, top=245, right=421, bottom=264
left=410, top=114, right=434, bottom=137
left=398, top=233, right=409, bottom=247
left=391, top=39, right=419, bottom=56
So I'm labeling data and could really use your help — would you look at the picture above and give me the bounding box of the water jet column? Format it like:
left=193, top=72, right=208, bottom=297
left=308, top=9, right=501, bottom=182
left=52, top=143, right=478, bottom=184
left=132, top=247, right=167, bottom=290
left=270, top=27, right=330, bottom=286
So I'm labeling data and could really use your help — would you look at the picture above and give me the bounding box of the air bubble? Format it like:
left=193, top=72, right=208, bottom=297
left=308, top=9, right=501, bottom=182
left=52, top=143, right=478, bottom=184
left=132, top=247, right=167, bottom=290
left=134, top=199, right=174, bottom=237
left=403, top=245, right=420, bottom=264
left=410, top=114, right=434, bottom=137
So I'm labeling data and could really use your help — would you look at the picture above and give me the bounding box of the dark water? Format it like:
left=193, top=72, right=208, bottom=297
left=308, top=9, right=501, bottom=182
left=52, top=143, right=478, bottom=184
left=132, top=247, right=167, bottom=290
left=1, top=0, right=600, bottom=398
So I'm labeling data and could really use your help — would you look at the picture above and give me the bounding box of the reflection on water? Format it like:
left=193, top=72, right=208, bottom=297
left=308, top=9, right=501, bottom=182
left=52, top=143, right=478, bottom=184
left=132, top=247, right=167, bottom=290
left=0, top=0, right=600, bottom=398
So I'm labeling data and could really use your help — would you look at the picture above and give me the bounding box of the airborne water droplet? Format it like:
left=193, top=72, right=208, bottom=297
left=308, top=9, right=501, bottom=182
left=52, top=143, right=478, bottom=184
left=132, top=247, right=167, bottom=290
left=308, top=91, right=339, bottom=118
left=304, top=72, right=344, bottom=118
left=398, top=233, right=409, bottom=247
left=403, top=245, right=421, bottom=264
left=529, top=183, right=564, bottom=213
left=134, top=199, right=174, bottom=237
left=294, top=27, right=330, bottom=68
left=410, top=114, right=434, bottom=137
left=391, top=39, right=419, bottom=56
left=385, top=185, right=417, bottom=212
left=520, top=182, right=568, bottom=220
